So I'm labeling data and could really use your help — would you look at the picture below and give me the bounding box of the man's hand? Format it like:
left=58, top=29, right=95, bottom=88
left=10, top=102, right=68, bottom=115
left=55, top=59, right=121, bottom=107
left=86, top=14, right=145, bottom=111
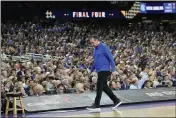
left=111, top=71, right=117, bottom=78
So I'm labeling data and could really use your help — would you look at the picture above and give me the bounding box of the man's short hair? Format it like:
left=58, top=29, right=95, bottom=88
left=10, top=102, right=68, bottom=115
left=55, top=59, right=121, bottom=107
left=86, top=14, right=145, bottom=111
left=91, top=35, right=99, bottom=41
left=57, top=83, right=65, bottom=89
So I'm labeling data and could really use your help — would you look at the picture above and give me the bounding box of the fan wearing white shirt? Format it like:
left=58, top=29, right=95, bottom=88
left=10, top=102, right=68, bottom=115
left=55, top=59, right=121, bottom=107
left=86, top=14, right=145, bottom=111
left=129, top=78, right=139, bottom=90
left=138, top=68, right=149, bottom=89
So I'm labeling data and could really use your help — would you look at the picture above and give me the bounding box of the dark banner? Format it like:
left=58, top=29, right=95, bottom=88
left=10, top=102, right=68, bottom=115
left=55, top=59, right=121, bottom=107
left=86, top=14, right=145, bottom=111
left=17, top=87, right=176, bottom=112
left=140, top=2, right=176, bottom=14
left=45, top=10, right=126, bottom=19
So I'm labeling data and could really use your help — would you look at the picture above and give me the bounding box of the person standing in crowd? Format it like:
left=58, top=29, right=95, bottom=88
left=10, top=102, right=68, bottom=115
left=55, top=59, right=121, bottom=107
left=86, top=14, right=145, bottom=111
left=87, top=35, right=122, bottom=112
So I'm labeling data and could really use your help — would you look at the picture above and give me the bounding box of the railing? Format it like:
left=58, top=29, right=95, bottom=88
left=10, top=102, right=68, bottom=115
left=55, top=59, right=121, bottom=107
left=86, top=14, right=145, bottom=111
left=122, top=2, right=141, bottom=19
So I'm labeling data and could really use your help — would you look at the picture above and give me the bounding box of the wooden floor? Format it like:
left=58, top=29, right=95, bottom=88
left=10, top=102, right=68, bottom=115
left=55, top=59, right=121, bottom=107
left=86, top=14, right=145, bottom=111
left=64, top=105, right=175, bottom=117
left=4, top=101, right=175, bottom=118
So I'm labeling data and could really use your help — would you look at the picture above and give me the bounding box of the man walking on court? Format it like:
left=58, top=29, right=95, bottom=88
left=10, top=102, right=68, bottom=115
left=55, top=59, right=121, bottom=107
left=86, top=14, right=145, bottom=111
left=87, top=35, right=122, bottom=112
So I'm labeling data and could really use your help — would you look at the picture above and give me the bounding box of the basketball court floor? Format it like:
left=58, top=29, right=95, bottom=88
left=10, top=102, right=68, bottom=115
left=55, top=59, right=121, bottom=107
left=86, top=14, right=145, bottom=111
left=2, top=101, right=175, bottom=117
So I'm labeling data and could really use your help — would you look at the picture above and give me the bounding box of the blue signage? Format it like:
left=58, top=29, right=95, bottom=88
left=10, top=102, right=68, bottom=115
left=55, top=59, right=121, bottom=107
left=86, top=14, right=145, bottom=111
left=140, top=2, right=176, bottom=14
left=140, top=3, right=147, bottom=13
left=164, top=3, right=176, bottom=13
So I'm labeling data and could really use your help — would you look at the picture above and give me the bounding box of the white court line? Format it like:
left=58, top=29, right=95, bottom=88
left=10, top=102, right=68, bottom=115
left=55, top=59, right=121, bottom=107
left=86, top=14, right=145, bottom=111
left=47, top=110, right=78, bottom=113
left=116, top=94, right=132, bottom=102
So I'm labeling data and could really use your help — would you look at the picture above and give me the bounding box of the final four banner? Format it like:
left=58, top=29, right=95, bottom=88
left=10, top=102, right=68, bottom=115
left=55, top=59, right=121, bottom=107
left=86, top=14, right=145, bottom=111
left=45, top=10, right=126, bottom=19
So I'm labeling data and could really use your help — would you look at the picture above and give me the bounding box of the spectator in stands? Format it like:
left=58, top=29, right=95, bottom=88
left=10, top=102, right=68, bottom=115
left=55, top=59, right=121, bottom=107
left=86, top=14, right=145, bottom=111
left=29, top=80, right=44, bottom=96
left=55, top=84, right=67, bottom=94
left=109, top=80, right=121, bottom=90
left=109, top=81, right=117, bottom=90
left=1, top=83, right=6, bottom=113
left=23, top=79, right=31, bottom=96
left=76, top=83, right=84, bottom=94
left=141, top=80, right=153, bottom=89
left=129, top=78, right=139, bottom=89
left=33, top=84, right=45, bottom=96
left=84, top=82, right=91, bottom=92
left=163, top=75, right=173, bottom=87
left=1, top=19, right=175, bottom=98
left=121, top=78, right=131, bottom=90
left=138, top=68, right=149, bottom=89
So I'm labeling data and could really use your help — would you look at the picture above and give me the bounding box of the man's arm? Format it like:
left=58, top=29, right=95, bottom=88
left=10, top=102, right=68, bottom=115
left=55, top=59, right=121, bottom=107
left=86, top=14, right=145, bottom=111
left=91, top=63, right=95, bottom=72
left=91, top=49, right=96, bottom=72
left=104, top=45, right=116, bottom=72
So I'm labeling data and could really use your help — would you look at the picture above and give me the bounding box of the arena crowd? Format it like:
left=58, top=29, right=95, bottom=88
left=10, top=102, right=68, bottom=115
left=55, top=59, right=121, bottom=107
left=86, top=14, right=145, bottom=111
left=1, top=20, right=176, bottom=103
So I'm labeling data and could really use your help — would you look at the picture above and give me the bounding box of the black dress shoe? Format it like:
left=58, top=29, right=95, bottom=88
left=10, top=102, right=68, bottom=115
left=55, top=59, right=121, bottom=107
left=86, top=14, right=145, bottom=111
left=87, top=103, right=101, bottom=112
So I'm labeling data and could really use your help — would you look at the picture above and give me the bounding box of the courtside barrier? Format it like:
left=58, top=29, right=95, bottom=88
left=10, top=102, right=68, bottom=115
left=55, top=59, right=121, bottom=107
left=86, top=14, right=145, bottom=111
left=17, top=87, right=176, bottom=112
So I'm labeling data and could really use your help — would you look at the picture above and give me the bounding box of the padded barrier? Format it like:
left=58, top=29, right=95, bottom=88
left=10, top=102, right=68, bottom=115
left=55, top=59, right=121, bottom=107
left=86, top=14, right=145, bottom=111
left=17, top=87, right=176, bottom=112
